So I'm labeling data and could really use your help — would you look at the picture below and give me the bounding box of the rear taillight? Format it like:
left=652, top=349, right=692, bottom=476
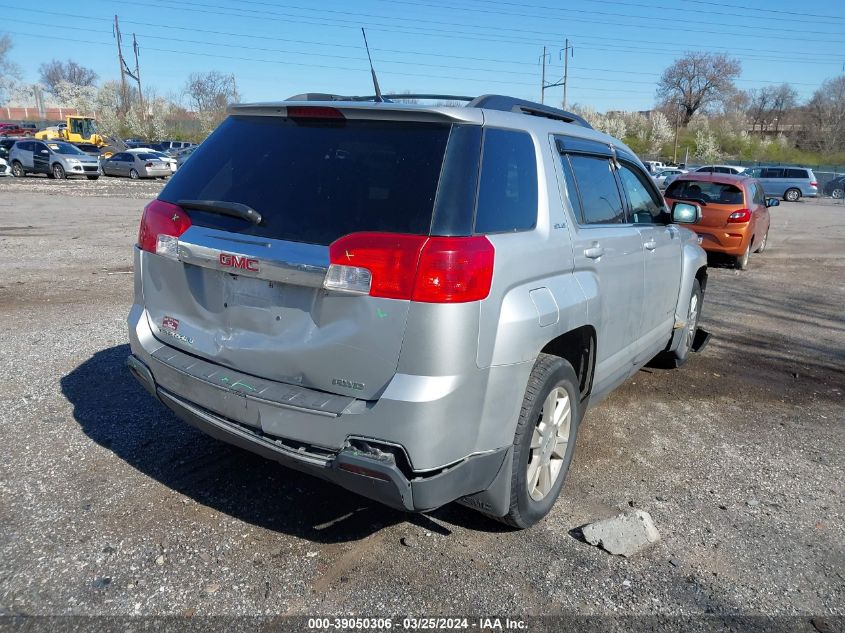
left=137, top=199, right=191, bottom=257
left=810, top=182, right=818, bottom=187
left=325, top=233, right=495, bottom=303
left=727, top=208, right=751, bottom=223
left=145, top=162, right=154, bottom=168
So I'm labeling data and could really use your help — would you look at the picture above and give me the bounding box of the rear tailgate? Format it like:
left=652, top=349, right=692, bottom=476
left=665, top=179, right=747, bottom=227
left=140, top=112, right=457, bottom=400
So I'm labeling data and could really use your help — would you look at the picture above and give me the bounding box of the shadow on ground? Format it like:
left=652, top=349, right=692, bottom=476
left=60, top=345, right=507, bottom=543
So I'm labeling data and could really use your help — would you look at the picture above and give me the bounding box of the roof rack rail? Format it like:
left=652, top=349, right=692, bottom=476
left=467, top=95, right=592, bottom=129
left=285, top=93, right=474, bottom=102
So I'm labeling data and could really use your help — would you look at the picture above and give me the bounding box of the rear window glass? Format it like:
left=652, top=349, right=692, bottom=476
left=666, top=180, right=744, bottom=204
left=160, top=116, right=451, bottom=245
left=474, top=128, right=538, bottom=233
left=138, top=153, right=160, bottom=160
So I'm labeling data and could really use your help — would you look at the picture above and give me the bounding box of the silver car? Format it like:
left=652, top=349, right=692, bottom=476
left=127, top=94, right=708, bottom=528
left=9, top=139, right=100, bottom=179
left=175, top=145, right=197, bottom=169
left=102, top=151, right=171, bottom=179
left=127, top=148, right=177, bottom=173
left=653, top=168, right=687, bottom=189
left=743, top=166, right=818, bottom=201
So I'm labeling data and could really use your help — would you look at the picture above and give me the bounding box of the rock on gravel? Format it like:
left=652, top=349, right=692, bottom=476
left=581, top=510, right=661, bottom=557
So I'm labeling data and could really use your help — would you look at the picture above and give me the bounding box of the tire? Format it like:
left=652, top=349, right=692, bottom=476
left=11, top=161, right=24, bottom=178
left=52, top=163, right=67, bottom=180
left=86, top=175, right=99, bottom=181
left=754, top=230, right=768, bottom=254
left=665, top=278, right=702, bottom=368
left=129, top=168, right=139, bottom=180
left=495, top=354, right=581, bottom=529
left=831, top=188, right=844, bottom=200
left=784, top=188, right=801, bottom=202
left=735, top=241, right=751, bottom=270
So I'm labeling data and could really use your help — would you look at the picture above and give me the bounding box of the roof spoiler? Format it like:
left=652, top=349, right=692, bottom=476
left=284, top=93, right=592, bottom=129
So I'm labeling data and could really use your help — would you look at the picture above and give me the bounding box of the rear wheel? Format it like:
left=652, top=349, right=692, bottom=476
left=784, top=188, right=801, bottom=202
left=831, top=188, right=844, bottom=199
left=129, top=168, right=139, bottom=180
left=495, top=354, right=581, bottom=529
left=735, top=242, right=751, bottom=270
left=11, top=161, right=24, bottom=177
left=52, top=163, right=67, bottom=179
left=755, top=230, right=768, bottom=253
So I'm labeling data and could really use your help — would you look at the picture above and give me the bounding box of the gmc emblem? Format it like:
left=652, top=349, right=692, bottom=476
left=219, top=253, right=259, bottom=272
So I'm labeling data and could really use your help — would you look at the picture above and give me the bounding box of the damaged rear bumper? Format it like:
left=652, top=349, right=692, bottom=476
left=127, top=353, right=509, bottom=513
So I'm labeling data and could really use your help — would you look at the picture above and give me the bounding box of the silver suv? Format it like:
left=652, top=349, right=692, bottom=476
left=743, top=166, right=818, bottom=201
left=127, top=94, right=709, bottom=528
left=10, top=139, right=100, bottom=180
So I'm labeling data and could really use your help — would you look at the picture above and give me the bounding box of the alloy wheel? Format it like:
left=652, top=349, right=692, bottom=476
left=526, top=387, right=571, bottom=501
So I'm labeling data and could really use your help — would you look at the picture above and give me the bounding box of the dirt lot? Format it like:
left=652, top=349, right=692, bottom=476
left=0, top=177, right=842, bottom=631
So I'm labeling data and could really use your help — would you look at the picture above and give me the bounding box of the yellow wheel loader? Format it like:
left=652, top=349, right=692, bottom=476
left=36, top=116, right=106, bottom=146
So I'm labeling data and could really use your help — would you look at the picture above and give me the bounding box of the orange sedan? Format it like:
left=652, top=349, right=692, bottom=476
left=664, top=173, right=778, bottom=270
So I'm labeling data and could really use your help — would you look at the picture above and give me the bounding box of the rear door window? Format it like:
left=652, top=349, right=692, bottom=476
left=474, top=128, right=538, bottom=233
left=568, top=155, right=626, bottom=224
left=762, top=168, right=784, bottom=178
left=786, top=168, right=808, bottom=179
left=161, top=116, right=451, bottom=245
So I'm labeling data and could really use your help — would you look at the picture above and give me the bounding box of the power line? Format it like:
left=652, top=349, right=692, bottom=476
left=6, top=8, right=841, bottom=66
left=360, top=0, right=845, bottom=34
left=432, top=0, right=845, bottom=26
left=109, top=0, right=845, bottom=46
left=2, top=17, right=831, bottom=90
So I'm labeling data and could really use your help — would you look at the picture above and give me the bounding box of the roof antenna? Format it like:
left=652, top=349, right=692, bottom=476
left=361, top=28, right=384, bottom=103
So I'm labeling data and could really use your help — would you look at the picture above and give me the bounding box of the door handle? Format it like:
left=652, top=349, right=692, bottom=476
left=584, top=244, right=604, bottom=259
left=644, top=239, right=657, bottom=251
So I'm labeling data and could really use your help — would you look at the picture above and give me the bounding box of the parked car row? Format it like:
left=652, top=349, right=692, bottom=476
left=0, top=137, right=199, bottom=180
left=650, top=163, right=823, bottom=201
left=125, top=139, right=196, bottom=156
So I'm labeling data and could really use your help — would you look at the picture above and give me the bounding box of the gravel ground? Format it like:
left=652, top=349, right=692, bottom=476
left=0, top=178, right=842, bottom=631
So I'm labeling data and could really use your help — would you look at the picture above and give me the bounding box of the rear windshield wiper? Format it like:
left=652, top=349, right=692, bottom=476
left=177, top=200, right=263, bottom=225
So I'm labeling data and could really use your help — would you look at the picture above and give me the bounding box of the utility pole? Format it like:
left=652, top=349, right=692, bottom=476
left=113, top=15, right=128, bottom=114
left=539, top=47, right=548, bottom=104
left=114, top=16, right=143, bottom=117
left=131, top=34, right=143, bottom=118
left=539, top=39, right=572, bottom=107
left=672, top=101, right=682, bottom=164
left=562, top=38, right=573, bottom=109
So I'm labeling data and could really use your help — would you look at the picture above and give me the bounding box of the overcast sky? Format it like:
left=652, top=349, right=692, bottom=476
left=4, top=0, right=845, bottom=111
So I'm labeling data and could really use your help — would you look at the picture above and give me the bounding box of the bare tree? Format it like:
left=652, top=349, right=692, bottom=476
left=769, top=84, right=798, bottom=133
left=184, top=71, right=240, bottom=134
left=746, top=84, right=797, bottom=134
left=0, top=34, right=22, bottom=104
left=746, top=87, right=773, bottom=134
left=38, top=59, right=98, bottom=94
left=801, top=75, right=845, bottom=154
left=656, top=52, right=741, bottom=126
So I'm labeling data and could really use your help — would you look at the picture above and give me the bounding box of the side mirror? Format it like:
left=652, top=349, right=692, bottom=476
left=40, top=149, right=49, bottom=155
left=672, top=201, right=701, bottom=224
left=765, top=198, right=780, bottom=208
